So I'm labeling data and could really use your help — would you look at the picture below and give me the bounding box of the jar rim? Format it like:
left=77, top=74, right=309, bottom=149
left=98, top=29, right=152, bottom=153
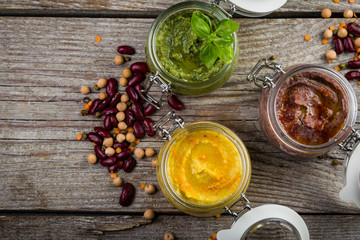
left=157, top=121, right=251, bottom=215
left=147, top=1, right=237, bottom=89
left=267, top=64, right=357, bottom=154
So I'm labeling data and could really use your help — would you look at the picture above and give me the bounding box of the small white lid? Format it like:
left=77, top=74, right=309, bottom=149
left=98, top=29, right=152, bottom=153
left=230, top=0, right=287, bottom=14
left=217, top=204, right=310, bottom=240
left=339, top=142, right=360, bottom=208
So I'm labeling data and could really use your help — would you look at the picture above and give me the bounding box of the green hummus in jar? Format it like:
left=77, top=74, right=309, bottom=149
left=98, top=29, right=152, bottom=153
left=155, top=10, right=225, bottom=82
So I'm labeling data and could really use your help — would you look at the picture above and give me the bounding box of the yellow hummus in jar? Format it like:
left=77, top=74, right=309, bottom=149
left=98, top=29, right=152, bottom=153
left=167, top=129, right=242, bottom=205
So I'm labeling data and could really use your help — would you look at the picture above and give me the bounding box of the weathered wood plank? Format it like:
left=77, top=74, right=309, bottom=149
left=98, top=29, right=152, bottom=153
left=0, top=0, right=358, bottom=14
left=0, top=214, right=359, bottom=240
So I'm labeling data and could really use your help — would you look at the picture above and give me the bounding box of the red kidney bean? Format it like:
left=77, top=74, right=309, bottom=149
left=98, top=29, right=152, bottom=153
left=123, top=157, right=136, bottom=173
left=88, top=99, right=101, bottom=115
left=132, top=102, right=144, bottom=120
left=119, top=182, right=135, bottom=207
left=117, top=45, right=135, bottom=55
left=100, top=107, right=117, bottom=115
left=108, top=160, right=124, bottom=173
left=104, top=115, right=113, bottom=131
left=333, top=36, right=344, bottom=54
left=94, top=145, right=107, bottom=160
left=134, top=84, right=145, bottom=104
left=344, top=36, right=355, bottom=53
left=88, top=132, right=103, bottom=145
left=347, top=22, right=360, bottom=37
left=168, top=95, right=184, bottom=111
left=100, top=156, right=117, bottom=166
left=133, top=121, right=145, bottom=139
left=128, top=73, right=146, bottom=87
left=130, top=62, right=150, bottom=73
left=125, top=109, right=135, bottom=127
left=97, top=97, right=111, bottom=112
left=348, top=60, right=360, bottom=69
left=94, top=127, right=111, bottom=138
left=345, top=71, right=360, bottom=80
left=125, top=86, right=139, bottom=102
left=115, top=148, right=132, bottom=160
left=106, top=78, right=118, bottom=97
left=144, top=104, right=157, bottom=116
left=109, top=115, right=118, bottom=128
left=113, top=141, right=129, bottom=149
left=143, top=118, right=156, bottom=137
left=109, top=93, right=121, bottom=107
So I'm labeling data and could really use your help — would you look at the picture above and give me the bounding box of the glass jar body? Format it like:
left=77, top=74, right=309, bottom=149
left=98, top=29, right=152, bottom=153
left=145, top=1, right=239, bottom=96
left=157, top=122, right=251, bottom=216
left=259, top=64, right=357, bottom=157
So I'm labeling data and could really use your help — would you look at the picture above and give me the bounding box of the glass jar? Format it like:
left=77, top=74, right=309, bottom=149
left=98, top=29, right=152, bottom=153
left=248, top=60, right=357, bottom=157
left=145, top=1, right=239, bottom=96
left=156, top=121, right=251, bottom=216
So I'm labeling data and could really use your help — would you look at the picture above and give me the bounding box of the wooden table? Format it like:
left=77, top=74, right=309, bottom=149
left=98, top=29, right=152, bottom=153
left=1, top=0, right=360, bottom=239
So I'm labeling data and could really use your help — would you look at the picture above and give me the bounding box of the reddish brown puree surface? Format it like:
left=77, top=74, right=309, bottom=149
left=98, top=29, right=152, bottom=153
left=276, top=71, right=347, bottom=145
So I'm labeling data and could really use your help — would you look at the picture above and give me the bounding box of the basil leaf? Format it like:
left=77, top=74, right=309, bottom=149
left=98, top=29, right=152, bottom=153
left=217, top=46, right=233, bottom=63
left=215, top=19, right=239, bottom=37
left=191, top=11, right=211, bottom=38
left=200, top=44, right=218, bottom=68
left=194, top=11, right=213, bottom=31
left=213, top=35, right=234, bottom=47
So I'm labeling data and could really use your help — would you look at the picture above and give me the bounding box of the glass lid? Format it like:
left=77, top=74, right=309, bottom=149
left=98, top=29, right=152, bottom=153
left=217, top=204, right=310, bottom=240
left=339, top=141, right=360, bottom=208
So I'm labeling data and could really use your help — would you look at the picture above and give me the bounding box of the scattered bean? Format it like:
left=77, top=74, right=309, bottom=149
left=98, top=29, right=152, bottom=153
left=103, top=137, right=114, bottom=148
left=324, top=29, right=333, bottom=39
left=108, top=160, right=124, bottom=173
left=119, top=77, right=128, bottom=87
left=87, top=153, right=97, bottom=164
left=123, top=68, right=132, bottom=78
left=130, top=62, right=150, bottom=73
left=94, top=145, right=107, bottom=160
left=125, top=109, right=135, bottom=127
left=97, top=78, right=107, bottom=88
left=337, top=28, right=348, bottom=38
left=132, top=102, right=145, bottom=120
left=118, top=121, right=127, bottom=130
left=168, top=95, right=184, bottom=111
left=344, top=36, right=356, bottom=52
left=103, top=115, right=114, bottom=131
left=348, top=60, right=360, bottom=69
left=143, top=118, right=156, bottom=137
left=151, top=158, right=157, bottom=168
left=81, top=86, right=90, bottom=95
left=123, top=156, right=136, bottom=173
left=101, top=107, right=118, bottom=115
left=126, top=132, right=136, bottom=143
left=344, top=9, right=354, bottom=18
left=88, top=132, right=103, bottom=145
left=321, top=8, right=332, bottom=18
left=116, top=148, right=132, bottom=160
left=347, top=22, right=360, bottom=37
left=117, top=45, right=135, bottom=55
left=99, top=92, right=108, bottom=100
left=355, top=38, right=360, bottom=48
left=113, top=177, right=123, bottom=186
left=134, top=148, right=145, bottom=159
left=144, top=184, right=156, bottom=194
left=114, top=55, right=124, bottom=65
left=97, top=97, right=111, bottom=112
left=345, top=70, right=360, bottom=80
left=119, top=182, right=135, bottom=206
left=145, top=148, right=155, bottom=157
left=133, top=121, right=145, bottom=139
left=100, top=156, right=117, bottom=166
left=126, top=86, right=139, bottom=102
left=326, top=50, right=337, bottom=60
left=143, top=209, right=155, bottom=220
left=105, top=147, right=115, bottom=156
left=89, top=99, right=101, bottom=115
left=144, top=104, right=157, bottom=116
left=116, top=133, right=126, bottom=143
left=94, top=127, right=111, bottom=138
left=116, top=102, right=127, bottom=112
left=116, top=112, right=126, bottom=122
left=109, top=93, right=121, bottom=107
left=106, top=78, right=118, bottom=97
left=121, top=93, right=130, bottom=103
left=128, top=72, right=146, bottom=87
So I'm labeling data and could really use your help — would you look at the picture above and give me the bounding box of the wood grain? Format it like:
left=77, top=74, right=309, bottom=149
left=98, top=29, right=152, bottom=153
left=0, top=214, right=359, bottom=240
left=0, top=0, right=358, bottom=15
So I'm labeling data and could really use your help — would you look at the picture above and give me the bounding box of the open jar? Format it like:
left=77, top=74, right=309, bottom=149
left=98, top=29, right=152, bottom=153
left=151, top=111, right=310, bottom=239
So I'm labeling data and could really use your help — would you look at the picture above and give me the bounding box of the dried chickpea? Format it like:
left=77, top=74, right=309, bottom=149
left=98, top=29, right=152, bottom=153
left=87, top=153, right=97, bottom=164
left=113, top=177, right=123, bottom=186
left=355, top=38, right=360, bottom=48
left=116, top=112, right=125, bottom=122
left=134, top=148, right=145, bottom=159
left=126, top=132, right=136, bottom=143
left=118, top=121, right=127, bottom=130
left=99, top=92, right=108, bottom=100
left=114, top=55, right=124, bottom=65
left=119, top=77, right=128, bottom=87
left=324, top=29, right=333, bottom=39
left=121, top=93, right=129, bottom=103
left=337, top=28, right=348, bottom=38
left=105, top=147, right=115, bottom=156
left=321, top=8, right=332, bottom=18
left=151, top=158, right=157, bottom=168
left=145, top=148, right=155, bottom=157
left=97, top=78, right=107, bottom=88
left=144, top=209, right=155, bottom=220
left=80, top=86, right=90, bottom=95
left=326, top=50, right=337, bottom=60
left=123, top=68, right=132, bottom=78
left=116, top=102, right=127, bottom=112
left=116, top=133, right=126, bottom=143
left=344, top=9, right=354, bottom=18
left=164, top=233, right=175, bottom=240
left=103, top=137, right=113, bottom=148
left=144, top=184, right=156, bottom=195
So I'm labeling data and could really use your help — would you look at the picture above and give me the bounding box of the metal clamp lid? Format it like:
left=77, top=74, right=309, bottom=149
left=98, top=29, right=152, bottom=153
left=224, top=193, right=251, bottom=218
left=339, top=128, right=360, bottom=151
left=247, top=58, right=286, bottom=89
left=139, top=72, right=172, bottom=110
left=152, top=111, right=185, bottom=140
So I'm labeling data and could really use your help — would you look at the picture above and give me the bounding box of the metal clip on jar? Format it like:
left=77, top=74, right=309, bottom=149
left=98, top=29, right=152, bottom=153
left=247, top=58, right=360, bottom=209
left=152, top=111, right=310, bottom=239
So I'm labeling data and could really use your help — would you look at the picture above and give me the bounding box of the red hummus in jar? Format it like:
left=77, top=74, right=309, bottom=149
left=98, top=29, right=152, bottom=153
left=276, top=71, right=348, bottom=145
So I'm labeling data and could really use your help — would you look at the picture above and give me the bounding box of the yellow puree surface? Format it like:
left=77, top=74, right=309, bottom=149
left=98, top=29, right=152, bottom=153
left=167, top=130, right=242, bottom=205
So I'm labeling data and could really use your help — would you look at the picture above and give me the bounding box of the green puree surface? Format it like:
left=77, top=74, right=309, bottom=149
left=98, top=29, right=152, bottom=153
left=156, top=10, right=225, bottom=82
